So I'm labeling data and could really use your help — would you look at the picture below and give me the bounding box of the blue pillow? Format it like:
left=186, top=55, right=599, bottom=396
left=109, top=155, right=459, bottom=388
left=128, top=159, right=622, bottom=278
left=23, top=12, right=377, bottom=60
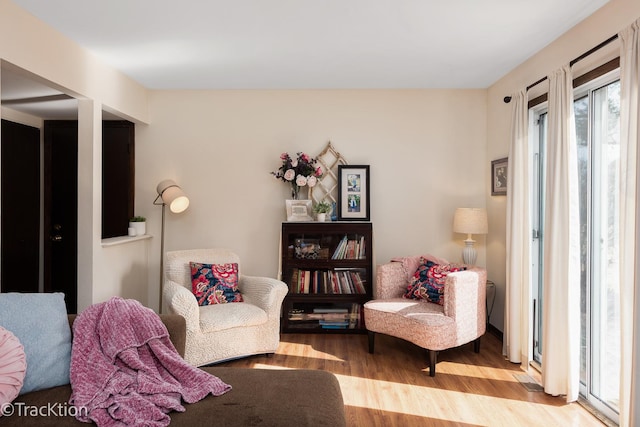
left=0, top=293, right=72, bottom=394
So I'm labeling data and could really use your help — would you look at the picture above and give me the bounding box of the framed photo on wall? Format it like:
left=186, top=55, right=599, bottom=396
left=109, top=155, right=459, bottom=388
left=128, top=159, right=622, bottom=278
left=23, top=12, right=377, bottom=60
left=338, top=165, right=370, bottom=221
left=491, top=157, right=508, bottom=196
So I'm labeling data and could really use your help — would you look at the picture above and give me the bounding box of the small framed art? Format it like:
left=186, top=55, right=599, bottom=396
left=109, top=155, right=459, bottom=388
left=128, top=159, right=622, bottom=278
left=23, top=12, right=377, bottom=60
left=337, top=165, right=370, bottom=221
left=491, top=157, right=508, bottom=196
left=286, top=200, right=312, bottom=221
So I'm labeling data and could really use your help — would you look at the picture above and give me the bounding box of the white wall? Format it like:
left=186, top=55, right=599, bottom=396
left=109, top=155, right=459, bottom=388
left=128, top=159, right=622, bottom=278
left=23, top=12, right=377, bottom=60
left=0, top=0, right=152, bottom=312
left=486, top=0, right=640, bottom=332
left=136, top=89, right=488, bottom=310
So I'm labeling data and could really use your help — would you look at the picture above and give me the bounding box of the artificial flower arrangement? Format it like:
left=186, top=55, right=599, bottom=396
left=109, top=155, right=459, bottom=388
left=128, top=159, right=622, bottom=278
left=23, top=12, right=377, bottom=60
left=271, top=152, right=323, bottom=199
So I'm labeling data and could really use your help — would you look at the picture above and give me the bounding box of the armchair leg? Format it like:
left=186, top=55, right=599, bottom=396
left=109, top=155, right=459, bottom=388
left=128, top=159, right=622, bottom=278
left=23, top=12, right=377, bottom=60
left=367, top=331, right=375, bottom=354
left=473, top=337, right=481, bottom=353
left=428, top=350, right=437, bottom=377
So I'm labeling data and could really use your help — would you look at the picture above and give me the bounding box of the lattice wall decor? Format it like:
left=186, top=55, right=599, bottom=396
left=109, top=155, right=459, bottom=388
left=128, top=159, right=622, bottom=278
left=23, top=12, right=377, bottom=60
left=308, top=141, right=348, bottom=205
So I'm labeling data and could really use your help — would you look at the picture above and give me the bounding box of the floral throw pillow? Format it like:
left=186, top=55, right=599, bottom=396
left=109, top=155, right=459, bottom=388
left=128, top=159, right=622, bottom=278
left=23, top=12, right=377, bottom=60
left=403, top=258, right=466, bottom=305
left=190, top=262, right=244, bottom=306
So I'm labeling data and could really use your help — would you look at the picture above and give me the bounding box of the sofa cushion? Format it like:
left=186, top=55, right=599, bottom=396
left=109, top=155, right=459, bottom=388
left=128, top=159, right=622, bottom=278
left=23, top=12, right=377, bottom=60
left=0, top=293, right=72, bottom=395
left=6, top=367, right=347, bottom=427
left=0, top=327, right=27, bottom=413
left=190, top=262, right=243, bottom=305
left=403, top=259, right=465, bottom=305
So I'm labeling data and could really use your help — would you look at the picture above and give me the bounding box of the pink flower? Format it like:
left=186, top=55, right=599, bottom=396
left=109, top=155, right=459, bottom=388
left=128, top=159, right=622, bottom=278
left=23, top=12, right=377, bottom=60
left=315, top=167, right=322, bottom=177
left=284, top=169, right=295, bottom=181
left=280, top=152, right=289, bottom=160
left=300, top=153, right=310, bottom=162
left=296, top=175, right=308, bottom=186
left=307, top=175, right=317, bottom=187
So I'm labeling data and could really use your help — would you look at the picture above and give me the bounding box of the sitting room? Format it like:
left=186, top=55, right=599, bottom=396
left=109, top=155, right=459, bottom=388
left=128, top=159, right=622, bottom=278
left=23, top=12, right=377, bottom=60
left=1, top=0, right=639, bottom=425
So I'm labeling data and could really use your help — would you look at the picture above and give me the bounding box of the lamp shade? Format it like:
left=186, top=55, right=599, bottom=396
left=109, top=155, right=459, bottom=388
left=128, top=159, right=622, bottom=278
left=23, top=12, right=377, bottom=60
left=156, top=179, right=189, bottom=213
left=453, top=208, right=488, bottom=235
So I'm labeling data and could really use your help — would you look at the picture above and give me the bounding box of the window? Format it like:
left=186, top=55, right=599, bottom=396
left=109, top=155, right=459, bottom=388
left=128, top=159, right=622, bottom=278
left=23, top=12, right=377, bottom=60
left=531, top=71, right=620, bottom=424
left=102, top=120, right=135, bottom=239
left=576, top=77, right=620, bottom=422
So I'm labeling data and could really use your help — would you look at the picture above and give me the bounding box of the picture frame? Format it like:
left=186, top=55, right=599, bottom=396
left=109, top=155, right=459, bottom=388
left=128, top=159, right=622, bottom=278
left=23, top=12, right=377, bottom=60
left=337, top=165, right=370, bottom=221
left=491, top=157, right=508, bottom=196
left=285, top=199, right=312, bottom=221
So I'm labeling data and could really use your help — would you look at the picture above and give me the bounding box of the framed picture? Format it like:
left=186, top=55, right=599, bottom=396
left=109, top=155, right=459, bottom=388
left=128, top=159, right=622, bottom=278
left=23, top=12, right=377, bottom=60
left=285, top=200, right=312, bottom=221
left=491, top=157, right=508, bottom=196
left=337, top=165, right=370, bottom=221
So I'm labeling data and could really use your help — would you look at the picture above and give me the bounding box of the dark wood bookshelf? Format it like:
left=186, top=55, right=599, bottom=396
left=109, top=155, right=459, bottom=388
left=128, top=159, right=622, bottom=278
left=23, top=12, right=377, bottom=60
left=280, top=221, right=373, bottom=333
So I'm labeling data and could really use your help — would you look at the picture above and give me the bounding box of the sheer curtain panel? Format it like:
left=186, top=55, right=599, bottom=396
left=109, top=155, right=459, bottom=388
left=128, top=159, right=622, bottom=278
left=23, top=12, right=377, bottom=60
left=618, top=17, right=639, bottom=427
left=541, top=65, right=581, bottom=402
left=504, top=90, right=532, bottom=366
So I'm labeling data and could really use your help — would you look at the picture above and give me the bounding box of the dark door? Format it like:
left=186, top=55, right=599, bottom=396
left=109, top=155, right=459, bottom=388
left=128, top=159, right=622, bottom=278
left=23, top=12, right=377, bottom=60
left=1, top=119, right=40, bottom=293
left=44, top=121, right=78, bottom=313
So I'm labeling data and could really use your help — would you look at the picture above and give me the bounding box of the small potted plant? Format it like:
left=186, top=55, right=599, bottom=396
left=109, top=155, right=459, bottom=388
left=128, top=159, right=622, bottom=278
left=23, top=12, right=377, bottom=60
left=313, top=202, right=332, bottom=222
left=129, top=215, right=146, bottom=236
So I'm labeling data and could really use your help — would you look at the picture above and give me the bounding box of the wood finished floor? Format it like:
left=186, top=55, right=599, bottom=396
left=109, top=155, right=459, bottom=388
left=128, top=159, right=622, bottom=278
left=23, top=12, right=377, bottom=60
left=218, top=331, right=605, bottom=427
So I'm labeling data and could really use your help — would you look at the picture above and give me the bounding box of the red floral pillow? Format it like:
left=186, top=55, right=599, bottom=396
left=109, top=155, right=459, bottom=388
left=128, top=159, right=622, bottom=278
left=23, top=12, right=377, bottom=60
left=190, top=262, right=243, bottom=306
left=403, top=258, right=466, bottom=305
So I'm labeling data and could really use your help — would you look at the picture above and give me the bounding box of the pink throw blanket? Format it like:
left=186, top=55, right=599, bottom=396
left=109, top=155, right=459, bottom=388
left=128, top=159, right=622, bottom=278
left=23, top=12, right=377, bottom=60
left=69, top=297, right=231, bottom=427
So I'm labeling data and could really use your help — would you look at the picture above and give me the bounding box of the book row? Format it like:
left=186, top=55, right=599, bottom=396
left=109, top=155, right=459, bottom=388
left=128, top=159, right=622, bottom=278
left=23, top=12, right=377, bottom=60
left=289, top=268, right=367, bottom=294
left=331, top=235, right=366, bottom=260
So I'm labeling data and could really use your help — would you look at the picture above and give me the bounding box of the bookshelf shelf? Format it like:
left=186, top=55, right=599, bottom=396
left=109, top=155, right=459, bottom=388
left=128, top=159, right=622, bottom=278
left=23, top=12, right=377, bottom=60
left=280, top=221, right=373, bottom=333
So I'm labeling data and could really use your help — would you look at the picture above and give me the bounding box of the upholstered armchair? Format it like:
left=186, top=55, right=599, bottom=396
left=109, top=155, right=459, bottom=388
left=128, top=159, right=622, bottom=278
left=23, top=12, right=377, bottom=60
left=364, top=257, right=486, bottom=376
left=163, top=248, right=288, bottom=367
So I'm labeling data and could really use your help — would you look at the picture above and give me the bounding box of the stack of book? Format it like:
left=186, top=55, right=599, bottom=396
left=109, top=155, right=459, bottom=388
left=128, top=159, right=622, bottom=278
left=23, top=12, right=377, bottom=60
left=288, top=303, right=361, bottom=329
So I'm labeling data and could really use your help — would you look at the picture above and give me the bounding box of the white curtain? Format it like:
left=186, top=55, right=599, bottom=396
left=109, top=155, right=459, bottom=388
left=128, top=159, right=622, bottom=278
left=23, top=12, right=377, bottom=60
left=541, top=65, right=581, bottom=401
left=504, top=90, right=531, bottom=365
left=618, top=18, right=639, bottom=427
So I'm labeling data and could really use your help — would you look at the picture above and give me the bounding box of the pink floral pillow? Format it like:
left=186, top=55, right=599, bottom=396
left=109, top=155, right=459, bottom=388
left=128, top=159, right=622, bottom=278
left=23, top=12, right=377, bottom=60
left=190, top=262, right=244, bottom=305
left=403, top=258, right=466, bottom=305
left=0, top=327, right=27, bottom=415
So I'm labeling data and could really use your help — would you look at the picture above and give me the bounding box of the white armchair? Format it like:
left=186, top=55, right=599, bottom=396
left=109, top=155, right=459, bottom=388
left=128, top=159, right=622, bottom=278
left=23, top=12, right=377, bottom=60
left=163, top=248, right=288, bottom=367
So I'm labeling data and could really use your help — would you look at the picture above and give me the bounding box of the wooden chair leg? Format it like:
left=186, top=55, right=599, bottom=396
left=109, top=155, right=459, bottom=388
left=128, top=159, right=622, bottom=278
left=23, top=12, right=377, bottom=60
left=367, top=331, right=375, bottom=354
left=473, top=337, right=481, bottom=353
left=428, top=350, right=437, bottom=377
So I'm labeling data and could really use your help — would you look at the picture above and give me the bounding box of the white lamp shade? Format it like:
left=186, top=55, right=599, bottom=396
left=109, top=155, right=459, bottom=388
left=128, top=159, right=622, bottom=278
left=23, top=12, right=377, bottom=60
left=453, top=208, right=488, bottom=235
left=156, top=179, right=190, bottom=213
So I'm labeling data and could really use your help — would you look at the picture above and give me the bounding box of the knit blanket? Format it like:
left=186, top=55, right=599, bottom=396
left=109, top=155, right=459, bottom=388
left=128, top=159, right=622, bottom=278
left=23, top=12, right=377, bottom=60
left=69, top=297, right=231, bottom=427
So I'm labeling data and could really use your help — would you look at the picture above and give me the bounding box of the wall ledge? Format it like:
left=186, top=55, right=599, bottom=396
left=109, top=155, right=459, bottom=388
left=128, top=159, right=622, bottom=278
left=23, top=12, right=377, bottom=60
left=101, top=234, right=152, bottom=247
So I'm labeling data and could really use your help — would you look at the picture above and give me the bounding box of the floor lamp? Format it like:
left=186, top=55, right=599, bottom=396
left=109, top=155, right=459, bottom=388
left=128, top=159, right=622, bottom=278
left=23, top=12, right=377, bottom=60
left=453, top=207, right=488, bottom=265
left=153, top=179, right=190, bottom=312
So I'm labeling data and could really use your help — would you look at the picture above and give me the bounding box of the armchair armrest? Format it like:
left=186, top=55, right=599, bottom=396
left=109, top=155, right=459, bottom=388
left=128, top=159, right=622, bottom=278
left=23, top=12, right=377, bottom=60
left=443, top=267, right=487, bottom=341
left=375, top=262, right=408, bottom=299
left=238, top=275, right=288, bottom=319
left=163, top=280, right=201, bottom=333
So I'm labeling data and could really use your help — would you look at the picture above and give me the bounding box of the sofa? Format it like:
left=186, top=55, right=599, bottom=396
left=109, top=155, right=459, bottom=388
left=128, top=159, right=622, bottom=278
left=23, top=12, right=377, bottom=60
left=364, top=256, right=487, bottom=376
left=3, top=314, right=346, bottom=427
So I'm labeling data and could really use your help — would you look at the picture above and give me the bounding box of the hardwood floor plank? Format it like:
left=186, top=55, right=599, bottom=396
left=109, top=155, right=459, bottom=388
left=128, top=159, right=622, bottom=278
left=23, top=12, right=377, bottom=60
left=218, top=332, right=605, bottom=426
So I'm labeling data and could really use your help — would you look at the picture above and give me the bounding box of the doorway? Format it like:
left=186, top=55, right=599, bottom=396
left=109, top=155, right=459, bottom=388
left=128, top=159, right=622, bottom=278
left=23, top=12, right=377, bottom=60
left=43, top=121, right=78, bottom=313
left=1, top=119, right=40, bottom=293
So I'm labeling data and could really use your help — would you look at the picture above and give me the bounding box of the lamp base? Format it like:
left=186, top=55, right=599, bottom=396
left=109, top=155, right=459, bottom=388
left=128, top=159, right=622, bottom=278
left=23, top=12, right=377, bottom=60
left=461, top=239, right=477, bottom=265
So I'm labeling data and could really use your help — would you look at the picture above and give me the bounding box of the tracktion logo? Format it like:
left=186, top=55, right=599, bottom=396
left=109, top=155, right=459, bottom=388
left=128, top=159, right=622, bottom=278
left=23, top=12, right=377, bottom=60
left=1, top=402, right=88, bottom=418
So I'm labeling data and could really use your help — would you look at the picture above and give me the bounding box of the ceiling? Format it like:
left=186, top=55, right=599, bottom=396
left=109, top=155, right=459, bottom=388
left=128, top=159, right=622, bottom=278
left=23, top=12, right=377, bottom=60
left=2, top=0, right=609, bottom=118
